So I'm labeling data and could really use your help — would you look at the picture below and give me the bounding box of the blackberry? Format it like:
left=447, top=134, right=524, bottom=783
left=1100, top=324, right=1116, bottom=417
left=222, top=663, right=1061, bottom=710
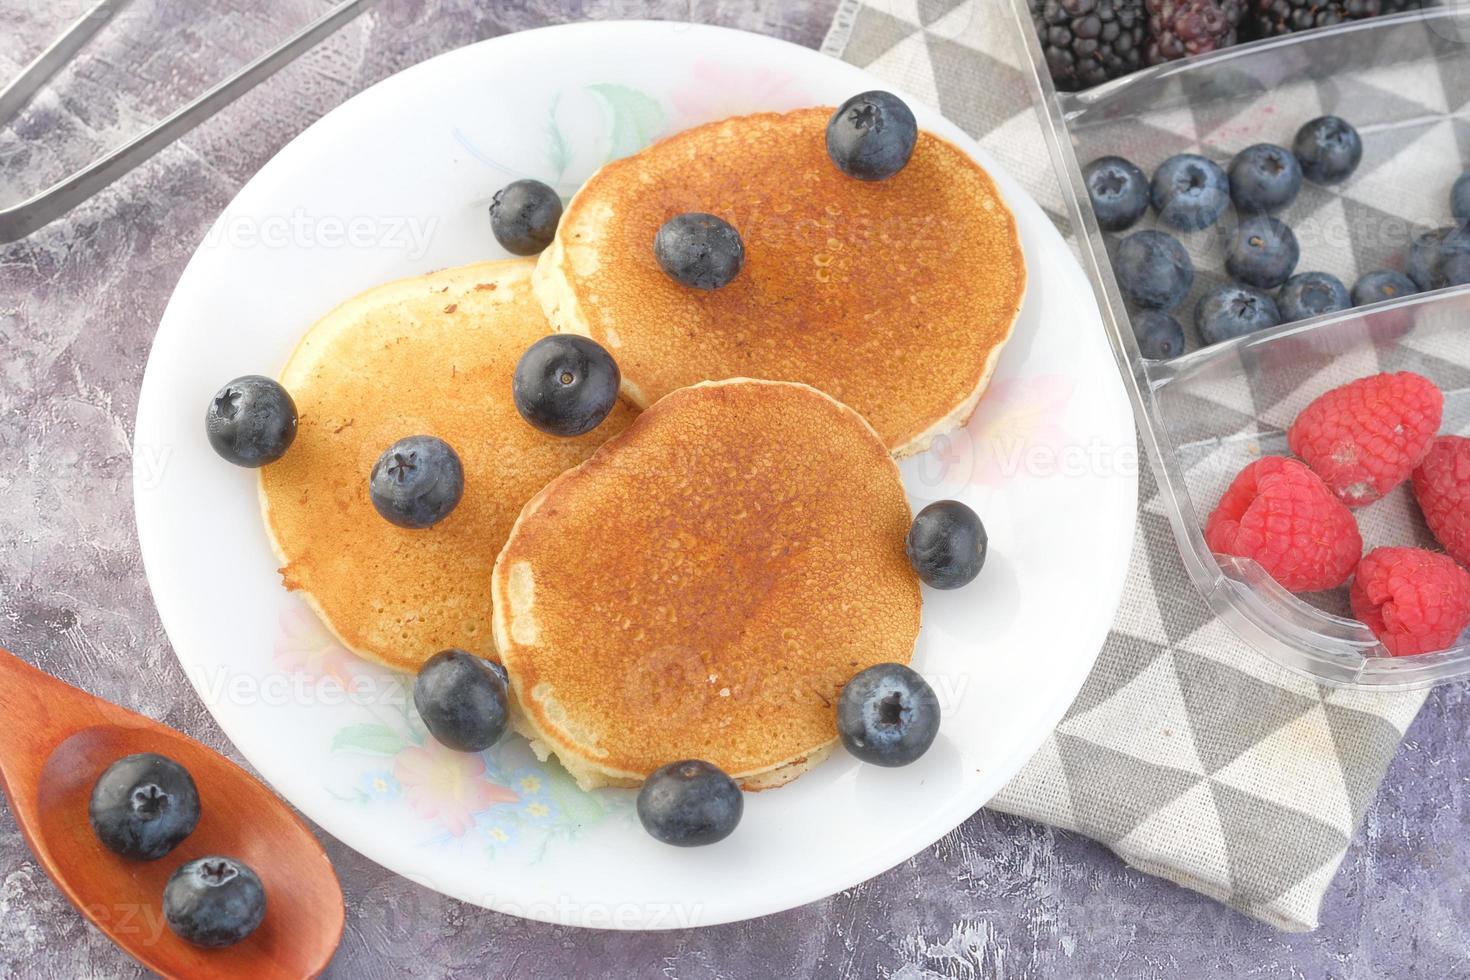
left=1032, top=0, right=1147, bottom=92
left=1249, top=0, right=1394, bottom=37
left=1146, top=1, right=1245, bottom=64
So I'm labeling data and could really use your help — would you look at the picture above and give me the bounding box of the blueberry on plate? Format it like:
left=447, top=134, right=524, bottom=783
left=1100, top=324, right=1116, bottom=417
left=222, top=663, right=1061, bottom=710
left=489, top=179, right=562, bottom=256
left=164, top=856, right=266, bottom=948
left=1113, top=230, right=1194, bottom=310
left=1083, top=156, right=1150, bottom=232
left=205, top=376, right=297, bottom=467
left=905, top=500, right=987, bottom=590
left=1225, top=215, right=1299, bottom=290
left=1228, top=143, right=1302, bottom=213
left=1351, top=269, right=1418, bottom=307
left=413, top=649, right=509, bottom=752
left=1452, top=173, right=1470, bottom=224
left=1132, top=310, right=1185, bottom=360
left=653, top=212, right=744, bottom=290
left=1294, top=116, right=1362, bottom=185
left=637, top=760, right=743, bottom=847
left=1150, top=153, right=1230, bottom=231
left=836, top=663, right=940, bottom=767
left=369, top=435, right=464, bottom=529
left=512, top=334, right=621, bottom=437
left=1407, top=225, right=1470, bottom=292
left=1277, top=272, right=1351, bottom=323
left=88, top=753, right=200, bottom=861
left=1195, top=283, right=1281, bottom=346
left=825, top=90, right=918, bottom=181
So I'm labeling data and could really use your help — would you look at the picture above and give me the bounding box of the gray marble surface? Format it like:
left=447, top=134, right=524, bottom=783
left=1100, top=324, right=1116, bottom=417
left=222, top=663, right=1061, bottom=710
left=1, top=1, right=1467, bottom=976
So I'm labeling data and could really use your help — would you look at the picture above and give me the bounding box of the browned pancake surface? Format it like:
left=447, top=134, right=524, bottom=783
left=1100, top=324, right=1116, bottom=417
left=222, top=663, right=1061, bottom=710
left=535, top=108, right=1026, bottom=455
left=492, top=379, right=921, bottom=787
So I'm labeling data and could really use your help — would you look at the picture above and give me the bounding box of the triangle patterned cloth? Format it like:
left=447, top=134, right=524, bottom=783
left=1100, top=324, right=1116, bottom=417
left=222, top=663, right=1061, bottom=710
left=821, top=0, right=1444, bottom=931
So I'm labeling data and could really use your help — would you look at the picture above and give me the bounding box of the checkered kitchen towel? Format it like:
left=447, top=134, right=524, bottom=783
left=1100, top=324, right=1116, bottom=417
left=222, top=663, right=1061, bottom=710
left=821, top=0, right=1470, bottom=931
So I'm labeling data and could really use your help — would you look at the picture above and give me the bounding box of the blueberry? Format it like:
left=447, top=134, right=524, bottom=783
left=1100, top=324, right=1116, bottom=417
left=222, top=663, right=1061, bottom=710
left=489, top=179, right=562, bottom=256
left=205, top=376, right=297, bottom=467
left=836, top=663, right=940, bottom=767
left=1351, top=269, right=1418, bottom=307
left=637, top=760, right=742, bottom=847
left=368, top=435, right=464, bottom=529
left=1228, top=143, right=1302, bottom=213
left=1113, top=230, right=1194, bottom=310
left=1150, top=154, right=1230, bottom=231
left=163, top=856, right=266, bottom=948
left=1195, top=284, right=1281, bottom=346
left=1083, top=156, right=1150, bottom=232
left=1453, top=173, right=1470, bottom=224
left=825, top=90, right=918, bottom=181
left=1294, top=116, right=1362, bottom=185
left=413, top=649, right=509, bottom=752
left=1407, top=225, right=1470, bottom=292
left=512, top=334, right=621, bottom=437
left=1277, top=272, right=1350, bottom=323
left=653, top=212, right=744, bottom=290
left=905, top=500, right=987, bottom=589
left=1225, top=215, right=1299, bottom=289
left=1133, top=310, right=1185, bottom=360
left=88, top=753, right=200, bottom=861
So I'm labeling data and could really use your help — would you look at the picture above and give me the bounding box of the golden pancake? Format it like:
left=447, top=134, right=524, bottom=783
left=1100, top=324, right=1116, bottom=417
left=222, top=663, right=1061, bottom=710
left=491, top=379, right=922, bottom=790
left=260, top=259, right=636, bottom=673
left=533, top=107, right=1026, bottom=457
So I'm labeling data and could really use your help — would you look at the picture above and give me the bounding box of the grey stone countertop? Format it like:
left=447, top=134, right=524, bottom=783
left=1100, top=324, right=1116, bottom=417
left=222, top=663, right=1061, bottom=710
left=0, top=1, right=1466, bottom=976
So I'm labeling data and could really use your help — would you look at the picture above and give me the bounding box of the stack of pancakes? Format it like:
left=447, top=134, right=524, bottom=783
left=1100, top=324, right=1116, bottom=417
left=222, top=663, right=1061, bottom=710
left=261, top=107, right=1025, bottom=790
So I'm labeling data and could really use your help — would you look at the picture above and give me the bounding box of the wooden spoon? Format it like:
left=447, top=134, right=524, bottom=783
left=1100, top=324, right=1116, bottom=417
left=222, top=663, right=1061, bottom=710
left=0, top=647, right=343, bottom=978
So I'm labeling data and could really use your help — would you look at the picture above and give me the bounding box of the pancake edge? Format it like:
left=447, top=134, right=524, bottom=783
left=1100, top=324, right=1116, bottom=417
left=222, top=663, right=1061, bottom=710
left=490, top=377, right=918, bottom=791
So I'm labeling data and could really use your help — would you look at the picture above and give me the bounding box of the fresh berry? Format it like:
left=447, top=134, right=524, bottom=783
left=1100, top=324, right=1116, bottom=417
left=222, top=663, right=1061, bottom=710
left=653, top=212, right=745, bottom=290
left=1251, top=0, right=1396, bottom=37
left=1413, top=436, right=1470, bottom=568
left=413, top=649, right=509, bottom=752
left=825, top=91, right=918, bottom=181
left=1151, top=153, right=1231, bottom=231
left=1146, top=0, right=1244, bottom=64
left=905, top=500, right=987, bottom=589
left=1225, top=215, right=1300, bottom=289
left=1286, top=371, right=1443, bottom=507
left=1084, top=156, right=1150, bottom=231
left=1406, top=225, right=1470, bottom=292
left=1228, top=143, right=1302, bottom=213
left=836, top=663, right=941, bottom=767
left=1453, top=172, right=1470, bottom=224
left=512, top=334, right=621, bottom=437
left=368, top=435, right=464, bottom=529
left=1204, top=456, right=1361, bottom=592
left=489, top=179, right=562, bottom=256
left=1277, top=271, right=1350, bottom=322
left=1114, top=230, right=1194, bottom=309
left=88, top=753, right=200, bottom=861
left=1133, top=309, right=1186, bottom=359
left=637, top=760, right=743, bottom=846
left=1293, top=115, right=1362, bottom=185
left=1351, top=269, right=1418, bottom=307
left=205, top=376, right=297, bottom=468
left=1195, top=283, right=1280, bottom=345
left=1349, top=547, right=1470, bottom=657
left=1030, top=0, right=1147, bottom=92
left=163, top=856, right=267, bottom=948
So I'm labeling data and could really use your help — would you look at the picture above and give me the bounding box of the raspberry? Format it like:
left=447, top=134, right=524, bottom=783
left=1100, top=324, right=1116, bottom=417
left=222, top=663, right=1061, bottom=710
left=1205, top=456, right=1362, bottom=592
left=1286, top=372, right=1443, bottom=508
left=1413, top=436, right=1470, bottom=568
left=1350, top=547, right=1470, bottom=657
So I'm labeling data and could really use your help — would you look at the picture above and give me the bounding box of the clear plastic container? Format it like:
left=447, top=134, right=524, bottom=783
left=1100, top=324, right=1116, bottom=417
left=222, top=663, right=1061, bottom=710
left=1005, top=6, right=1470, bottom=688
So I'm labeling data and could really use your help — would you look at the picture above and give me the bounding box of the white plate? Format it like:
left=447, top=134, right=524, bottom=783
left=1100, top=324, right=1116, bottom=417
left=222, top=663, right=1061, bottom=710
left=134, top=21, right=1136, bottom=929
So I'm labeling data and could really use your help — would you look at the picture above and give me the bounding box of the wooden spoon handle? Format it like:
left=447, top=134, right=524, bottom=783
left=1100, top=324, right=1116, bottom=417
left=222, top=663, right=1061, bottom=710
left=0, top=648, right=129, bottom=779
